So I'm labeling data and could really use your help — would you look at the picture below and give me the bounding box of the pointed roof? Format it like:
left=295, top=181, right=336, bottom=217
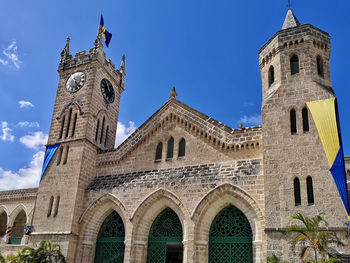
left=282, top=8, right=300, bottom=29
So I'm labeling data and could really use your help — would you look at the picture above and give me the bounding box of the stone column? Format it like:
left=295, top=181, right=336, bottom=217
left=183, top=219, right=195, bottom=263
left=253, top=240, right=263, bottom=263
left=123, top=238, right=132, bottom=263
left=130, top=241, right=147, bottom=263
left=194, top=240, right=208, bottom=263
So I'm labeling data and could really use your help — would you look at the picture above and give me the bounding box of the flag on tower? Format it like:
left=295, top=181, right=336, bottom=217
left=306, top=98, right=350, bottom=219
left=99, top=14, right=112, bottom=47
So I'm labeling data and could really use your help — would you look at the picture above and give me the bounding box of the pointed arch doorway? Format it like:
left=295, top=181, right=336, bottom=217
left=146, top=208, right=183, bottom=263
left=94, top=211, right=125, bottom=263
left=209, top=205, right=253, bottom=263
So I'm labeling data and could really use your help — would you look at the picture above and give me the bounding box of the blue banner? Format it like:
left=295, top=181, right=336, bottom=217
left=330, top=145, right=350, bottom=218
left=40, top=144, right=60, bottom=182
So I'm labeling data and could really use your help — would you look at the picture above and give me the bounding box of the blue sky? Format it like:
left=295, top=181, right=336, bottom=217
left=0, top=0, right=349, bottom=190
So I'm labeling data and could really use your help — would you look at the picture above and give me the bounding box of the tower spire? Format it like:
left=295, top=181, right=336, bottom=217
left=282, top=8, right=300, bottom=29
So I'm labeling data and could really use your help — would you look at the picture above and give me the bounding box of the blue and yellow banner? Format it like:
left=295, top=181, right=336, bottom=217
left=99, top=14, right=112, bottom=48
left=40, top=144, right=60, bottom=182
left=6, top=226, right=12, bottom=237
left=307, top=98, right=350, bottom=218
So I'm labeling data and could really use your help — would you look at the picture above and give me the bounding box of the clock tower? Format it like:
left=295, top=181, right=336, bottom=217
left=30, top=33, right=125, bottom=261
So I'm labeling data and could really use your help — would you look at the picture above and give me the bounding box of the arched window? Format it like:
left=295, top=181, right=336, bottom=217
left=9, top=210, right=26, bottom=244
left=47, top=196, right=54, bottom=217
left=294, top=178, right=301, bottom=206
left=71, top=113, right=77, bottom=137
left=317, top=56, right=324, bottom=77
left=53, top=196, right=60, bottom=217
left=167, top=137, right=174, bottom=159
left=209, top=206, right=253, bottom=262
left=178, top=138, right=186, bottom=158
left=65, top=108, right=72, bottom=138
left=290, top=109, right=297, bottom=134
left=104, top=126, right=109, bottom=147
left=56, top=146, right=63, bottom=165
left=0, top=211, right=7, bottom=237
left=58, top=115, right=65, bottom=140
left=306, top=177, right=314, bottom=205
left=155, top=142, right=162, bottom=161
left=95, top=211, right=125, bottom=263
left=95, top=119, right=100, bottom=141
left=147, top=208, right=183, bottom=263
left=290, top=55, right=299, bottom=75
left=100, top=116, right=105, bottom=144
left=63, top=146, right=69, bottom=165
left=302, top=107, right=309, bottom=132
left=268, top=66, right=275, bottom=86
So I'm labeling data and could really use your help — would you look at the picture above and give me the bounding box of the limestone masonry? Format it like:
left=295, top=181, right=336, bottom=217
left=0, top=9, right=349, bottom=263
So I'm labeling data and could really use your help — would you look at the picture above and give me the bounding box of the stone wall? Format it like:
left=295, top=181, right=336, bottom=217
left=0, top=188, right=36, bottom=254
left=77, top=159, right=265, bottom=263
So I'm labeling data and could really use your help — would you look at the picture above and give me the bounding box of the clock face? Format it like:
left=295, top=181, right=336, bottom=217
left=100, top=78, right=115, bottom=104
left=66, top=72, right=86, bottom=93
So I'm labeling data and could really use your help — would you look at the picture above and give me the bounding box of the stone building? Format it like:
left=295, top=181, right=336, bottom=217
left=0, top=8, right=349, bottom=263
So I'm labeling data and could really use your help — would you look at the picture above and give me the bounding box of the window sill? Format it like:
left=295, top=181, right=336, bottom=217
left=177, top=156, right=185, bottom=161
left=154, top=159, right=162, bottom=163
left=166, top=158, right=173, bottom=162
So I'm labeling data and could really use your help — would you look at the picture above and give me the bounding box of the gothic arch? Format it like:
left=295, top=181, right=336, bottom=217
left=0, top=205, right=9, bottom=218
left=9, top=204, right=28, bottom=226
left=77, top=193, right=130, bottom=262
left=95, top=109, right=111, bottom=124
left=57, top=101, right=83, bottom=119
left=191, top=183, right=265, bottom=263
left=130, top=188, right=190, bottom=263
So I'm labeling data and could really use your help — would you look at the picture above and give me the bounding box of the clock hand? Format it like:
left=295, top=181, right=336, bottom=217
left=72, top=77, right=78, bottom=86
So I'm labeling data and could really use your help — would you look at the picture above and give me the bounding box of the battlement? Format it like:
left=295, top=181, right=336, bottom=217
left=58, top=37, right=124, bottom=85
left=259, top=24, right=330, bottom=69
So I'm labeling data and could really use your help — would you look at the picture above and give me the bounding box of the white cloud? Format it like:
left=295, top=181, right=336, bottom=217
left=1, top=121, right=14, bottom=142
left=237, top=114, right=261, bottom=126
left=20, top=131, right=48, bottom=150
left=18, top=121, right=40, bottom=128
left=18, top=100, right=34, bottom=108
left=0, top=151, right=44, bottom=190
left=0, top=58, right=8, bottom=65
left=0, top=41, right=22, bottom=69
left=115, top=121, right=137, bottom=147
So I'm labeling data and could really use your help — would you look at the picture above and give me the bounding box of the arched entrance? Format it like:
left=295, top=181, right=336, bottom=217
left=94, top=211, right=125, bottom=263
left=9, top=210, right=26, bottom=244
left=209, top=205, right=253, bottom=263
left=0, top=211, right=7, bottom=237
left=146, top=208, right=183, bottom=263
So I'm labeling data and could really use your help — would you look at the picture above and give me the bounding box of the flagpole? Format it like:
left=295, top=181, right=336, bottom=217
left=97, top=9, right=103, bottom=37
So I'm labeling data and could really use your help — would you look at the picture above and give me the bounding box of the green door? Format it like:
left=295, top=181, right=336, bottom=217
left=209, top=206, right=253, bottom=263
left=147, top=208, right=183, bottom=263
left=94, top=211, right=125, bottom=263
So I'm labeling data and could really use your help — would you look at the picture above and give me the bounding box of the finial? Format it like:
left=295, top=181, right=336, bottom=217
left=282, top=8, right=300, bottom=29
left=119, top=55, right=126, bottom=74
left=59, top=36, right=71, bottom=66
left=169, top=87, right=178, bottom=100
left=288, top=0, right=291, bottom=9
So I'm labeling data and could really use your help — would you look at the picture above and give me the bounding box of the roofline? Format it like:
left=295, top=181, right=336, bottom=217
left=98, top=98, right=261, bottom=154
left=0, top=187, right=38, bottom=195
left=259, top=24, right=331, bottom=55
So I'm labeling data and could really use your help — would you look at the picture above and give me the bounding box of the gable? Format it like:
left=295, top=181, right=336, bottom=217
left=96, top=98, right=262, bottom=174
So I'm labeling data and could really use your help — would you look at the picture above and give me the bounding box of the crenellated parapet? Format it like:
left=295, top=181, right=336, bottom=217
left=58, top=35, right=125, bottom=91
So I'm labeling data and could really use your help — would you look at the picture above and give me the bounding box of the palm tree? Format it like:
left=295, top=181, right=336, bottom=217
left=35, top=240, right=65, bottom=263
left=18, top=240, right=65, bottom=263
left=285, top=213, right=342, bottom=263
